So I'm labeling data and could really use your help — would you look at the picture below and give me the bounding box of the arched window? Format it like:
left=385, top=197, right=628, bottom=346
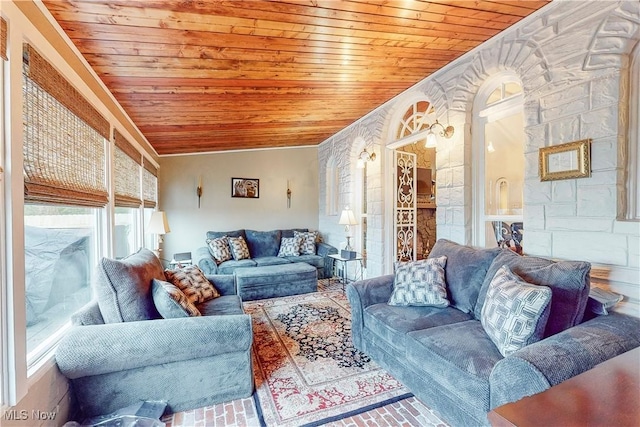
left=626, top=42, right=639, bottom=220
left=325, top=156, right=338, bottom=216
left=396, top=101, right=434, bottom=140
left=473, top=73, right=525, bottom=251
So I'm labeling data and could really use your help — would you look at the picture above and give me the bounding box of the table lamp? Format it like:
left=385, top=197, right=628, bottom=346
left=338, top=207, right=358, bottom=251
left=148, top=211, right=171, bottom=257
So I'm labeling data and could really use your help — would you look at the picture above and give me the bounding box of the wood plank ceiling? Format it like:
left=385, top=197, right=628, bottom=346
left=43, top=0, right=550, bottom=155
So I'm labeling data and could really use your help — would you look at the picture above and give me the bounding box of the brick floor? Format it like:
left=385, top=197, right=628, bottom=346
left=162, top=396, right=448, bottom=427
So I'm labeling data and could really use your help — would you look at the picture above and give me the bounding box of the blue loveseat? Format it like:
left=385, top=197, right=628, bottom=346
left=347, top=239, right=640, bottom=426
left=195, top=228, right=337, bottom=279
left=55, top=249, right=253, bottom=418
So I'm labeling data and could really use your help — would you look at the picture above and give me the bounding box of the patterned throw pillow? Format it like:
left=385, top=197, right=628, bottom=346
left=152, top=279, right=201, bottom=318
left=388, top=256, right=449, bottom=307
left=164, top=265, right=220, bottom=304
left=278, top=236, right=302, bottom=257
left=294, top=230, right=318, bottom=255
left=207, top=236, right=232, bottom=264
left=481, top=265, right=552, bottom=357
left=228, top=235, right=251, bottom=260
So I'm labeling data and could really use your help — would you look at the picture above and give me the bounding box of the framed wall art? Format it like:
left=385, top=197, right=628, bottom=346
left=231, top=177, right=259, bottom=198
left=539, top=139, right=591, bottom=181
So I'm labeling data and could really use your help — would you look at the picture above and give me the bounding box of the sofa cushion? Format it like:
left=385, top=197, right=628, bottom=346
left=254, top=256, right=291, bottom=267
left=294, top=230, right=318, bottom=255
left=280, top=228, right=308, bottom=238
left=286, top=254, right=324, bottom=269
left=405, top=320, right=503, bottom=414
left=245, top=229, right=281, bottom=258
left=94, top=248, right=164, bottom=323
left=428, top=239, right=500, bottom=314
left=278, top=236, right=301, bottom=257
left=164, top=265, right=220, bottom=304
left=364, top=303, right=472, bottom=352
left=475, top=249, right=591, bottom=337
left=152, top=279, right=201, bottom=318
left=388, top=257, right=449, bottom=307
left=481, top=266, right=552, bottom=357
left=207, top=236, right=232, bottom=264
left=197, top=295, right=245, bottom=316
left=217, top=259, right=257, bottom=275
left=206, top=229, right=245, bottom=241
left=228, top=236, right=251, bottom=260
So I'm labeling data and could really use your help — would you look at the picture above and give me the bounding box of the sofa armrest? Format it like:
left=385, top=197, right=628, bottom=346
left=489, top=312, right=640, bottom=409
left=56, top=314, right=252, bottom=379
left=345, top=274, right=395, bottom=350
left=316, top=242, right=338, bottom=279
left=206, top=274, right=236, bottom=296
left=195, top=246, right=218, bottom=274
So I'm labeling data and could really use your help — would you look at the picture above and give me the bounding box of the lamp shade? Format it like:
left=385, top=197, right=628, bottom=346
left=338, top=208, right=358, bottom=226
left=148, top=211, right=171, bottom=234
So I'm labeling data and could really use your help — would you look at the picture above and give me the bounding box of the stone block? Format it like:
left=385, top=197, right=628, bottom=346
left=525, top=180, right=551, bottom=203
left=541, top=97, right=589, bottom=122
left=540, top=83, right=589, bottom=109
left=590, top=75, right=620, bottom=110
left=553, top=231, right=627, bottom=265
left=524, top=204, right=545, bottom=229
left=451, top=166, right=465, bottom=187
left=577, top=185, right=617, bottom=217
left=552, top=180, right=576, bottom=202
left=546, top=203, right=577, bottom=217
left=581, top=106, right=618, bottom=139
left=629, top=236, right=639, bottom=268
left=590, top=138, right=619, bottom=170
left=613, top=220, right=640, bottom=236
left=524, top=124, right=547, bottom=153
left=523, top=230, right=552, bottom=257
left=547, top=217, right=613, bottom=232
left=548, top=117, right=580, bottom=144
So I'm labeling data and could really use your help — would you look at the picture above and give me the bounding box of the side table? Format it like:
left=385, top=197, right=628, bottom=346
left=328, top=253, right=363, bottom=289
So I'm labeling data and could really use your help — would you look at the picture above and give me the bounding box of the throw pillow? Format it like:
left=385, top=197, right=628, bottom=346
left=152, top=279, right=201, bottom=318
left=388, top=256, right=449, bottom=307
left=207, top=236, right=232, bottom=264
left=93, top=247, right=164, bottom=323
left=278, top=236, right=302, bottom=257
left=228, top=235, right=251, bottom=260
left=294, top=230, right=318, bottom=255
left=481, top=265, right=552, bottom=357
left=164, top=265, right=220, bottom=304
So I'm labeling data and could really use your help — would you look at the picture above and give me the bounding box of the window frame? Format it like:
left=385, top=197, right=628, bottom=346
left=626, top=42, right=639, bottom=220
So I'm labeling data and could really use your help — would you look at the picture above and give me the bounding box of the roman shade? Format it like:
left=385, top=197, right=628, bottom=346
left=22, top=44, right=108, bottom=207
left=114, top=129, right=142, bottom=208
left=1, top=17, right=7, bottom=61
left=143, top=158, right=158, bottom=209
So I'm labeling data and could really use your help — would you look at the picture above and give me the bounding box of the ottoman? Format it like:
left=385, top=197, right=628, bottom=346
left=235, top=262, right=317, bottom=301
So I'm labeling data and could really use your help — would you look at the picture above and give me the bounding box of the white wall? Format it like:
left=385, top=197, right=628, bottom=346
left=159, top=147, right=319, bottom=259
left=318, top=0, right=640, bottom=315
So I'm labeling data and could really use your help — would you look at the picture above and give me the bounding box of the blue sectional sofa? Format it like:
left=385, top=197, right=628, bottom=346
left=347, top=239, right=640, bottom=426
left=195, top=228, right=337, bottom=279
left=55, top=249, right=254, bottom=418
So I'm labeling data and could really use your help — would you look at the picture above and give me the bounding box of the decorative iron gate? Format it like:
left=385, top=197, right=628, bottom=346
left=394, top=151, right=417, bottom=262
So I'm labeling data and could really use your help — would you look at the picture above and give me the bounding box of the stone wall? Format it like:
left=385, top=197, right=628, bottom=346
left=317, top=0, right=640, bottom=314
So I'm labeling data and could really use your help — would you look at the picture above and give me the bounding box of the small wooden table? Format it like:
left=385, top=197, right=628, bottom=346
left=488, top=347, right=640, bottom=427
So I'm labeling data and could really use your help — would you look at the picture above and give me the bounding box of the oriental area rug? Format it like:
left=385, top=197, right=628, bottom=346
left=243, top=287, right=413, bottom=427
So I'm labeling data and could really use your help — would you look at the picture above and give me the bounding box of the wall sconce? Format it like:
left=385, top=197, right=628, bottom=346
left=356, top=147, right=376, bottom=169
left=425, top=120, right=455, bottom=148
left=196, top=176, right=203, bottom=208
left=148, top=211, right=171, bottom=257
left=287, top=180, right=292, bottom=208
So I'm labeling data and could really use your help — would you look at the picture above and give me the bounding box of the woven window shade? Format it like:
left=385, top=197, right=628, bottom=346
left=114, top=130, right=142, bottom=207
left=143, top=159, right=158, bottom=208
left=23, top=48, right=108, bottom=207
left=1, top=18, right=7, bottom=61
left=24, top=44, right=110, bottom=140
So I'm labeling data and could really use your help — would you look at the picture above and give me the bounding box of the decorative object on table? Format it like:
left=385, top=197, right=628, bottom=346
left=338, top=206, right=358, bottom=250
left=356, top=146, right=376, bottom=169
left=539, top=139, right=591, bottom=181
left=231, top=177, right=259, bottom=198
left=196, top=175, right=202, bottom=208
left=170, top=252, right=192, bottom=268
left=286, top=179, right=292, bottom=208
left=147, top=211, right=170, bottom=256
left=424, top=119, right=455, bottom=148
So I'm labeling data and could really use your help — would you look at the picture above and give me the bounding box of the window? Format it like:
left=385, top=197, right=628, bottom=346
left=114, top=130, right=142, bottom=257
left=627, top=42, right=639, bottom=220
left=473, top=75, right=525, bottom=251
left=396, top=101, right=433, bottom=139
left=0, top=16, right=7, bottom=407
left=22, top=44, right=108, bottom=367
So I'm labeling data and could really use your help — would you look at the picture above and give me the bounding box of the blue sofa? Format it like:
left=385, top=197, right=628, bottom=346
left=195, top=228, right=337, bottom=279
left=55, top=249, right=254, bottom=418
left=347, top=239, right=640, bottom=426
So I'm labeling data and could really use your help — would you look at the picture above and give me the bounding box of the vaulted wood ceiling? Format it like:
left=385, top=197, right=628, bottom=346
left=43, top=0, right=550, bottom=155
